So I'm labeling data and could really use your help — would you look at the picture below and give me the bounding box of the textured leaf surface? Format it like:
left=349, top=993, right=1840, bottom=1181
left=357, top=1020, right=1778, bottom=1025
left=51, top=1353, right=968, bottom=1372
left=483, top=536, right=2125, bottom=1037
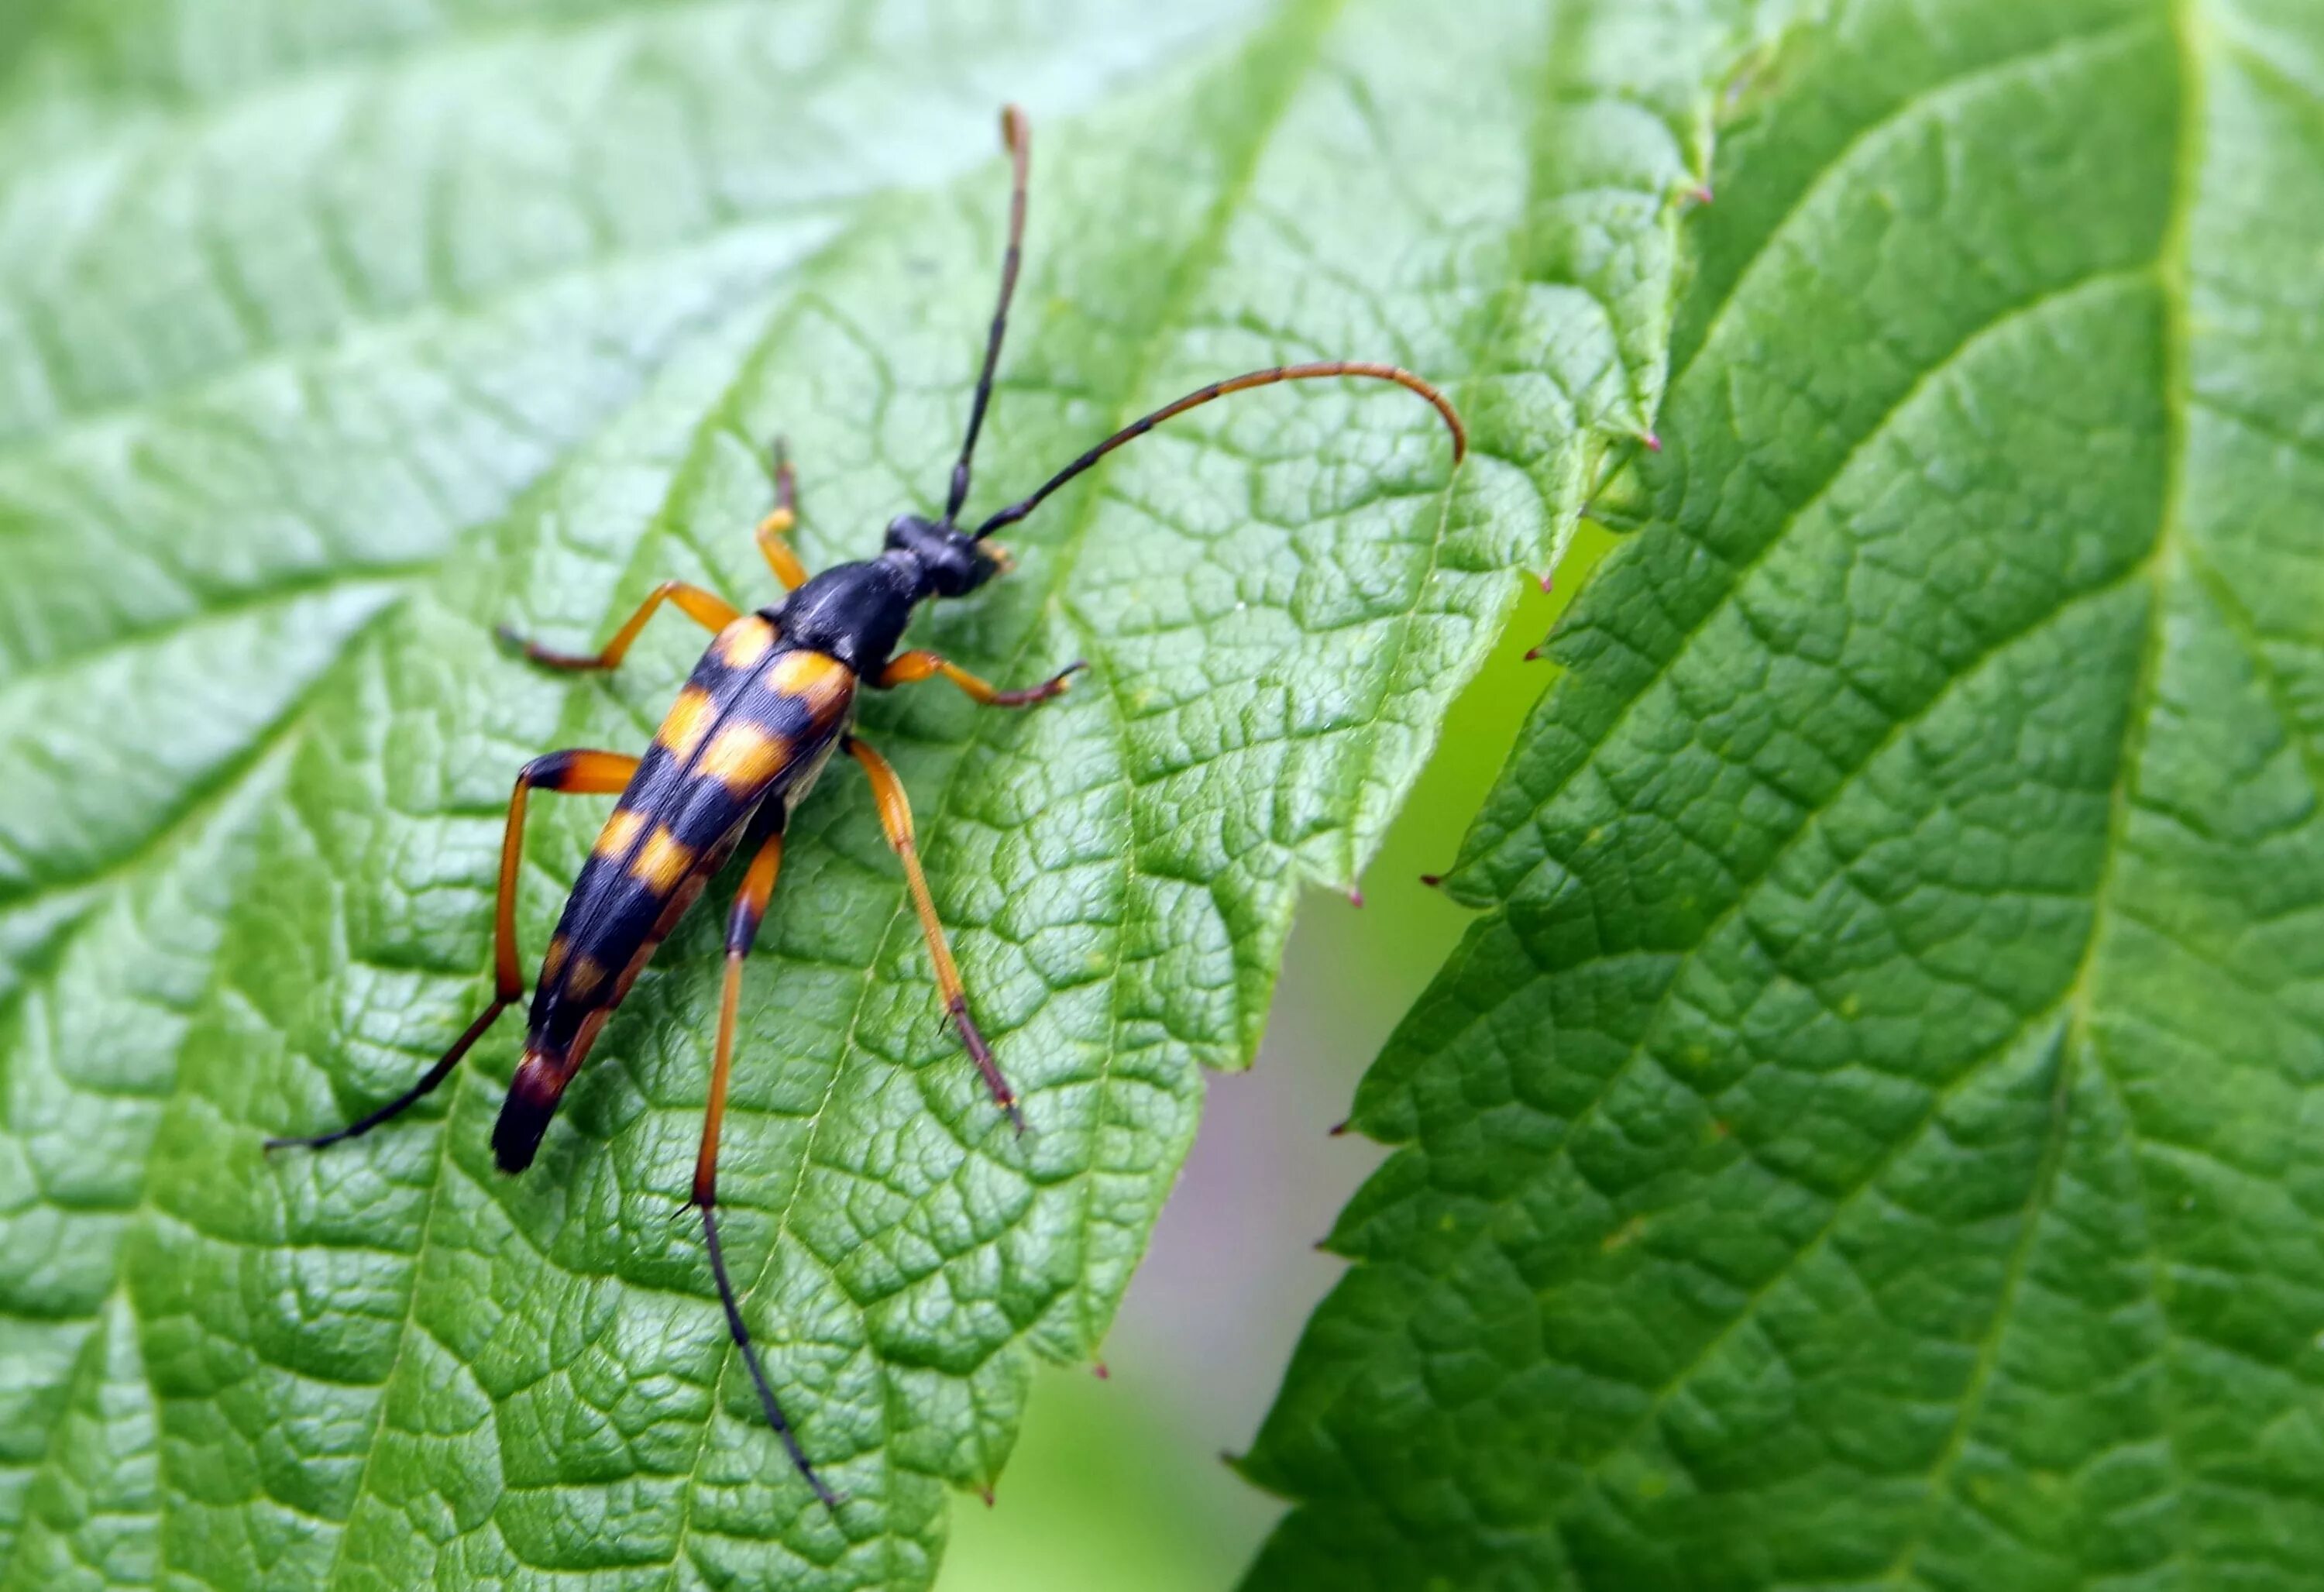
left=1243, top=0, right=2324, bottom=1587
left=0, top=1, right=1755, bottom=1587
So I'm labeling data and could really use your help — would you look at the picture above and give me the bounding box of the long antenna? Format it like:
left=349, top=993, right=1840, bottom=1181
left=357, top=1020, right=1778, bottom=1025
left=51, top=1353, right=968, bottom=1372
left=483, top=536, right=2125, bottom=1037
left=945, top=104, right=1032, bottom=524
left=973, top=362, right=1466, bottom=540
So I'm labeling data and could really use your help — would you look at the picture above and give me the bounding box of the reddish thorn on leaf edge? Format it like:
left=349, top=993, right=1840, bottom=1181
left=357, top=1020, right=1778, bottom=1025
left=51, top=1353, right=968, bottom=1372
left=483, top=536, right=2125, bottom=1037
left=981, top=1487, right=996, bottom=1508
left=1092, top=1360, right=1110, bottom=1380
left=1418, top=873, right=1443, bottom=888
left=1328, top=1118, right=1350, bottom=1137
left=1642, top=430, right=1662, bottom=452
left=1347, top=886, right=1365, bottom=909
left=1524, top=645, right=1545, bottom=662
left=1538, top=569, right=1556, bottom=593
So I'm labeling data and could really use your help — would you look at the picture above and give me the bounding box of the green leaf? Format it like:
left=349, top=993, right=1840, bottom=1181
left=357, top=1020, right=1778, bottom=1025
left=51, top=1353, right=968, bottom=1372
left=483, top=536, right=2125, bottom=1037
left=0, top=1, right=1758, bottom=1585
left=1242, top=0, right=2324, bottom=1586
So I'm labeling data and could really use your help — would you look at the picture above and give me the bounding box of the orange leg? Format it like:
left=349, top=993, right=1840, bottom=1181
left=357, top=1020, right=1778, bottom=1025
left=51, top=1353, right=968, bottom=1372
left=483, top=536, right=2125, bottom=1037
left=878, top=650, right=1084, bottom=707
left=756, top=439, right=810, bottom=591
left=682, top=824, right=841, bottom=1509
left=267, top=749, right=639, bottom=1153
left=693, top=831, right=785, bottom=1210
left=500, top=582, right=741, bottom=672
left=844, top=736, right=1022, bottom=1130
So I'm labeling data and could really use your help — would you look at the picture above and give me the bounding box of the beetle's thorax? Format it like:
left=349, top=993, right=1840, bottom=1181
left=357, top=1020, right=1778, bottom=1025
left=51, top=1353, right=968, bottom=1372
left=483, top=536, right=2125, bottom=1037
left=768, top=552, right=925, bottom=676
left=772, top=513, right=999, bottom=676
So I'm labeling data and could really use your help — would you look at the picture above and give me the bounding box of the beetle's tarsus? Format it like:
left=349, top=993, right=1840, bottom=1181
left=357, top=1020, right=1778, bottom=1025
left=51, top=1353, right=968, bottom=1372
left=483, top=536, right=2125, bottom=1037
left=700, top=1205, right=843, bottom=1510
left=992, top=658, right=1086, bottom=706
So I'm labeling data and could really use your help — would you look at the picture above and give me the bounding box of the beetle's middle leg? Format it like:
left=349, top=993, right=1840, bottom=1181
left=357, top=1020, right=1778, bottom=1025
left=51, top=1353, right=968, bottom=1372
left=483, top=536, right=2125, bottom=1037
left=499, top=582, right=741, bottom=673
left=266, top=749, right=639, bottom=1154
left=844, top=735, right=1023, bottom=1131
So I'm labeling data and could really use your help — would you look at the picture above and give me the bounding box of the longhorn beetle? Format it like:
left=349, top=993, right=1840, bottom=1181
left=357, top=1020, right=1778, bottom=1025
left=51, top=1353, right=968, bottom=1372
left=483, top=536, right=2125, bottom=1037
left=267, top=105, right=1466, bottom=1508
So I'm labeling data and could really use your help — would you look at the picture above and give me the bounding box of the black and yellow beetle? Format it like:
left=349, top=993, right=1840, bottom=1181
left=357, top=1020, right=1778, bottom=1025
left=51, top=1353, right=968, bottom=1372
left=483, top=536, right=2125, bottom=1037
left=268, top=104, right=1465, bottom=1507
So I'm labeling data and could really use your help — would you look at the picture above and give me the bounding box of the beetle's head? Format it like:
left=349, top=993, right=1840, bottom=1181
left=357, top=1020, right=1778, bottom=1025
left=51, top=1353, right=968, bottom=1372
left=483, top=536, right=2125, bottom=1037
left=885, top=513, right=1004, bottom=600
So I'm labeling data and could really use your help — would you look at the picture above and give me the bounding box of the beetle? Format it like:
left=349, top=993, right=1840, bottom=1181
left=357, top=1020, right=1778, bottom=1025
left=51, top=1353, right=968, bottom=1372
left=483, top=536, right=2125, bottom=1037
left=267, top=104, right=1465, bottom=1508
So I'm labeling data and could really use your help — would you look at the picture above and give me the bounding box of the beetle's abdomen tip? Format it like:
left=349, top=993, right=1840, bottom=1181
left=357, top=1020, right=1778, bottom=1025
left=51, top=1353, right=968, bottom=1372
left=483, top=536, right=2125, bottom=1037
left=493, top=1047, right=572, bottom=1174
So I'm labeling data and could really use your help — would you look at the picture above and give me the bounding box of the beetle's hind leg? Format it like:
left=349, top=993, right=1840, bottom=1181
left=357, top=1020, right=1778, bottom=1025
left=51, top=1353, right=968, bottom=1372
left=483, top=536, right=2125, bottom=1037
left=844, top=737, right=1023, bottom=1131
left=682, top=816, right=845, bottom=1511
left=698, top=1202, right=845, bottom=1511
left=756, top=438, right=811, bottom=592
left=266, top=749, right=639, bottom=1154
left=498, top=582, right=741, bottom=673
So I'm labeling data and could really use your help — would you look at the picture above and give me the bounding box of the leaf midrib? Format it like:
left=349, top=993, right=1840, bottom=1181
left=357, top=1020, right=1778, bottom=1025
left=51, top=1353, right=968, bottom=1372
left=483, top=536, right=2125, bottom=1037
left=1356, top=3, right=2222, bottom=1573
left=1506, top=6, right=2231, bottom=1580
left=2035, top=0, right=2210, bottom=1553
left=1665, top=15, right=2156, bottom=403
left=1461, top=12, right=2164, bottom=899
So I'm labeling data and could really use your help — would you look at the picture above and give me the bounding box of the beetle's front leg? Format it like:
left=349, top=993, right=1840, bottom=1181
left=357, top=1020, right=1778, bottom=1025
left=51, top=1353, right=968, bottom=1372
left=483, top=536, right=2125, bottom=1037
left=878, top=650, right=1085, bottom=707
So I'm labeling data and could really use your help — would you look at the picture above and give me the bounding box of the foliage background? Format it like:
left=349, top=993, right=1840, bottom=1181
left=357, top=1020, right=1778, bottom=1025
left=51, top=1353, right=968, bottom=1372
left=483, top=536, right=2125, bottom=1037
left=11, top=0, right=2313, bottom=1587
left=0, top=0, right=1734, bottom=1587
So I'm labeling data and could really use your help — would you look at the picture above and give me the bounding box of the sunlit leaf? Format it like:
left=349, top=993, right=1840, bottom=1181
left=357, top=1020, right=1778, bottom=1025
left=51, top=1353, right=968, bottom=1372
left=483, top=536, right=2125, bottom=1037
left=1244, top=1, right=2324, bottom=1586
left=0, top=0, right=1757, bottom=1583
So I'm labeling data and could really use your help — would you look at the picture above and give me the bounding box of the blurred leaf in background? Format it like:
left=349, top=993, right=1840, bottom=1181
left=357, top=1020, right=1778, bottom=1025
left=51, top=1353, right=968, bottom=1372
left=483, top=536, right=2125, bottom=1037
left=0, top=1, right=1768, bottom=1588
left=1246, top=0, right=2324, bottom=1587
